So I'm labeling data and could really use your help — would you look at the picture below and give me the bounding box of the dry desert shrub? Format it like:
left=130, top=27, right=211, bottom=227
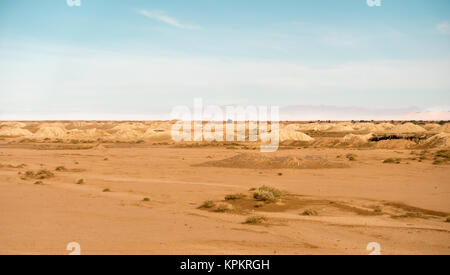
left=433, top=150, right=450, bottom=165
left=199, top=200, right=215, bottom=209
left=374, top=206, right=383, bottom=213
left=244, top=215, right=268, bottom=225
left=23, top=169, right=54, bottom=180
left=224, top=193, right=246, bottom=201
left=76, top=179, right=84, bottom=185
left=102, top=188, right=111, bottom=192
left=253, top=186, right=282, bottom=203
left=142, top=197, right=150, bottom=202
left=214, top=203, right=233, bottom=212
left=254, top=202, right=265, bottom=208
left=346, top=153, right=357, bottom=161
left=55, top=166, right=67, bottom=171
left=301, top=209, right=318, bottom=216
left=383, top=158, right=401, bottom=164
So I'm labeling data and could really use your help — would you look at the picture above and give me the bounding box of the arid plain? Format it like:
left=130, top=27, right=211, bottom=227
left=0, top=121, right=449, bottom=255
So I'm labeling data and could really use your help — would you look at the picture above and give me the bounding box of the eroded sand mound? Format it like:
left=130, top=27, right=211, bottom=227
left=34, top=127, right=67, bottom=139
left=111, top=123, right=147, bottom=131
left=37, top=123, right=66, bottom=129
left=421, top=133, right=450, bottom=149
left=325, top=124, right=355, bottom=132
left=92, top=143, right=107, bottom=151
left=67, top=128, right=111, bottom=139
left=423, top=123, right=442, bottom=132
left=196, top=153, right=347, bottom=169
left=279, top=129, right=314, bottom=142
left=392, top=123, right=426, bottom=133
left=439, top=123, right=450, bottom=133
left=341, top=133, right=373, bottom=146
left=0, top=127, right=32, bottom=137
left=351, top=123, right=375, bottom=132
left=0, top=122, right=26, bottom=128
left=296, top=123, right=334, bottom=132
left=372, top=123, right=396, bottom=133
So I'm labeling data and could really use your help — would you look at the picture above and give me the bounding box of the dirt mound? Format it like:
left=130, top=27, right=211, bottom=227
left=439, top=123, right=450, bottom=133
left=67, top=128, right=110, bottom=139
left=392, top=123, right=426, bottom=133
left=196, top=153, right=347, bottom=169
left=0, top=127, right=32, bottom=137
left=37, top=123, right=66, bottom=129
left=341, top=133, right=373, bottom=146
left=371, top=123, right=396, bottom=133
left=111, top=123, right=147, bottom=132
left=0, top=122, right=26, bottom=128
left=420, top=133, right=450, bottom=149
left=279, top=129, right=314, bottom=142
left=351, top=123, right=375, bottom=132
left=325, top=124, right=355, bottom=132
left=422, top=123, right=442, bottom=132
left=33, top=127, right=68, bottom=139
left=296, top=123, right=334, bottom=132
left=92, top=144, right=107, bottom=151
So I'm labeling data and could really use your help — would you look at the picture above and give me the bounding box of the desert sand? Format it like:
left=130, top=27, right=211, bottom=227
left=0, top=121, right=449, bottom=255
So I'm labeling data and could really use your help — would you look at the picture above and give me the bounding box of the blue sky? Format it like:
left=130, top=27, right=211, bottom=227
left=0, top=0, right=449, bottom=119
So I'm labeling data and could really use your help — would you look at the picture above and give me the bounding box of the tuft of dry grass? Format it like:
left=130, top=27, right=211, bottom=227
left=55, top=166, right=67, bottom=172
left=244, top=215, right=268, bottom=225
left=374, top=206, right=382, bottom=213
left=142, top=197, right=150, bottom=202
left=254, top=202, right=265, bottom=208
left=102, top=188, right=111, bottom=192
left=34, top=181, right=43, bottom=185
left=214, top=203, right=233, bottom=212
left=445, top=217, right=450, bottom=223
left=253, top=186, right=282, bottom=203
left=301, top=209, right=318, bottom=216
left=346, top=154, right=357, bottom=161
left=433, top=150, right=450, bottom=165
left=383, top=158, right=401, bottom=164
left=23, top=169, right=54, bottom=180
left=225, top=193, right=246, bottom=201
left=199, top=200, right=215, bottom=209
left=76, top=179, right=84, bottom=185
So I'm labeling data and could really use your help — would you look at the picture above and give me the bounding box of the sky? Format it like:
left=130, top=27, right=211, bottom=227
left=0, top=0, right=449, bottom=120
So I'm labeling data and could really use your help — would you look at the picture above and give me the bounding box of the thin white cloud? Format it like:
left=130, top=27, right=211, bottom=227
left=137, top=9, right=200, bottom=30
left=436, top=22, right=450, bottom=35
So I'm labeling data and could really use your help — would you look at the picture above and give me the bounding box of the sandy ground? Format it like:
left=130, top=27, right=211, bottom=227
left=0, top=139, right=449, bottom=255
